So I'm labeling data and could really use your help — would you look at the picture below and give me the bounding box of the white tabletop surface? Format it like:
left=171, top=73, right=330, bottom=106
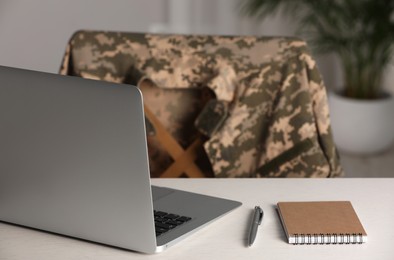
left=1, top=178, right=393, bottom=260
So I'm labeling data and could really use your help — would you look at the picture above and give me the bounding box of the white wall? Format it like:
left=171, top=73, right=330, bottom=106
left=0, top=0, right=392, bottom=92
left=0, top=0, right=308, bottom=74
left=0, top=0, right=166, bottom=73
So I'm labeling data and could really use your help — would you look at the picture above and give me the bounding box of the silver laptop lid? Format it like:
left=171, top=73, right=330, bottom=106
left=0, top=66, right=157, bottom=253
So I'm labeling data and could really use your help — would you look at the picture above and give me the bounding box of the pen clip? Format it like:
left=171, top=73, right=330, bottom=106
left=255, top=206, right=263, bottom=225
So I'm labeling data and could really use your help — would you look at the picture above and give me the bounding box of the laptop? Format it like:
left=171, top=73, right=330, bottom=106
left=0, top=65, right=242, bottom=254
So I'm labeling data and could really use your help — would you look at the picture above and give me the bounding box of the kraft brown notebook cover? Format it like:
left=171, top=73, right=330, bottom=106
left=277, top=201, right=367, bottom=244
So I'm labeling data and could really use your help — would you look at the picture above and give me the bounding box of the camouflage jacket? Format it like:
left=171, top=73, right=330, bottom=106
left=59, top=30, right=343, bottom=178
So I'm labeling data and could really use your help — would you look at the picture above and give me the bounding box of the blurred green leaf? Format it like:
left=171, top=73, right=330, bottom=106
left=239, top=0, right=394, bottom=99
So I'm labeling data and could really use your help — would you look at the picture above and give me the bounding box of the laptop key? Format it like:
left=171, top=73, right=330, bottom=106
left=166, top=220, right=181, bottom=226
left=164, top=214, right=179, bottom=220
left=155, top=216, right=166, bottom=222
left=177, top=216, right=192, bottom=222
left=156, top=222, right=175, bottom=230
left=155, top=226, right=168, bottom=233
left=154, top=211, right=168, bottom=217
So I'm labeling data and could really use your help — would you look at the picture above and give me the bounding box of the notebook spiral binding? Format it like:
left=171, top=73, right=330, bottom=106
left=293, top=233, right=364, bottom=245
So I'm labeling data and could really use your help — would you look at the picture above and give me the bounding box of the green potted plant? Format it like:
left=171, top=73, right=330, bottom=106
left=240, top=0, right=394, bottom=154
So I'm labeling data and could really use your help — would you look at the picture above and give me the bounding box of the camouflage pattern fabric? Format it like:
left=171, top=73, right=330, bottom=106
left=59, top=30, right=343, bottom=178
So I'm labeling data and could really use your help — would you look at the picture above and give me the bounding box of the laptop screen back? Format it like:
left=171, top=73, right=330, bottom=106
left=0, top=66, right=157, bottom=252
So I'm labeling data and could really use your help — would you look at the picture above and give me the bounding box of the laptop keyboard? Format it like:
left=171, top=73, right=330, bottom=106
left=154, top=210, right=192, bottom=237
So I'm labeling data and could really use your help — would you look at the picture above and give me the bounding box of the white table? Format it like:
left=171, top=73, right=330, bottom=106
left=1, top=179, right=393, bottom=260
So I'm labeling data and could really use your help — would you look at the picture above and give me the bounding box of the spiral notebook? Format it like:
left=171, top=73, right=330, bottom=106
left=277, top=201, right=367, bottom=245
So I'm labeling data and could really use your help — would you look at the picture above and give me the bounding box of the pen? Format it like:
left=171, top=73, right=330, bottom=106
left=248, top=206, right=263, bottom=247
